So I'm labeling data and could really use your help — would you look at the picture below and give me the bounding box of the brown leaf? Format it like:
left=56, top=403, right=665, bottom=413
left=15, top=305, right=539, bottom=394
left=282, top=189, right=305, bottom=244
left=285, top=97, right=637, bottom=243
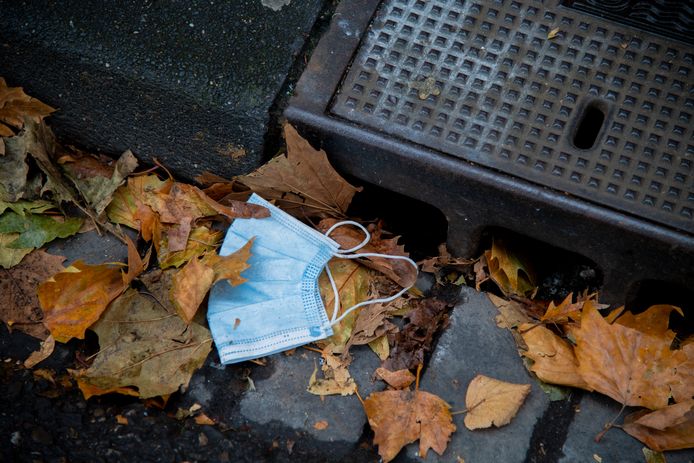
left=313, top=420, right=329, bottom=430
left=194, top=413, right=216, bottom=426
left=671, top=343, right=694, bottom=404
left=158, top=225, right=222, bottom=269
left=622, top=400, right=694, bottom=451
left=574, top=302, right=682, bottom=409
left=307, top=347, right=357, bottom=396
left=74, top=289, right=212, bottom=399
left=484, top=239, right=535, bottom=297
left=318, top=219, right=417, bottom=287
left=520, top=324, right=589, bottom=389
left=170, top=239, right=252, bottom=324
left=364, top=389, right=455, bottom=462
left=0, top=78, right=55, bottom=135
left=488, top=294, right=532, bottom=330
left=116, top=415, right=129, bottom=425
left=345, top=303, right=398, bottom=349
left=24, top=335, right=55, bottom=368
left=375, top=367, right=415, bottom=389
left=0, top=250, right=64, bottom=339
left=464, top=374, right=531, bottom=430
left=106, top=174, right=168, bottom=239
left=419, top=243, right=474, bottom=274
left=614, top=304, right=684, bottom=338
left=237, top=123, right=361, bottom=218
left=384, top=298, right=450, bottom=371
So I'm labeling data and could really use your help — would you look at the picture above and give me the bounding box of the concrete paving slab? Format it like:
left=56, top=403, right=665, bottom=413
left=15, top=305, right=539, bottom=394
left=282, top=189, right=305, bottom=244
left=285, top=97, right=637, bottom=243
left=0, top=0, right=329, bottom=179
left=402, top=286, right=551, bottom=462
left=561, top=394, right=694, bottom=463
left=231, top=344, right=383, bottom=457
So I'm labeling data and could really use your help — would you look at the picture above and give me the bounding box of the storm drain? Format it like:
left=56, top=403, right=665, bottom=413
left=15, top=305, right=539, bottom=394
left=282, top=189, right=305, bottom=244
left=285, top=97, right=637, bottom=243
left=287, top=0, right=694, bottom=303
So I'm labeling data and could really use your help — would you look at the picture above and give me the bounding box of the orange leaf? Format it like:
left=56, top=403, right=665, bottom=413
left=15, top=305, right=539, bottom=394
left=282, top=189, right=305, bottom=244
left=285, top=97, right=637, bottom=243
left=520, top=324, right=589, bottom=389
left=194, top=412, right=216, bottom=426
left=464, top=375, right=531, bottom=430
left=0, top=77, right=55, bottom=135
left=38, top=261, right=126, bottom=343
left=313, top=420, right=329, bottom=430
left=541, top=293, right=582, bottom=324
left=671, top=343, right=694, bottom=404
left=363, top=389, right=455, bottom=462
left=622, top=400, right=694, bottom=451
left=374, top=367, right=416, bottom=390
left=74, top=377, right=139, bottom=400
left=206, top=238, right=253, bottom=284
left=484, top=239, right=535, bottom=297
left=614, top=304, right=684, bottom=338
left=106, top=174, right=168, bottom=239
left=116, top=415, right=129, bottom=425
left=171, top=256, right=215, bottom=324
left=574, top=302, right=681, bottom=409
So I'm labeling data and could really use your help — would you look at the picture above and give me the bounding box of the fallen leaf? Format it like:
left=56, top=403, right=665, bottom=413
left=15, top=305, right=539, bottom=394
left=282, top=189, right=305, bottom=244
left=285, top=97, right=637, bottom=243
left=464, top=374, right=531, bottom=430
left=307, top=347, right=357, bottom=396
left=419, top=243, right=474, bottom=273
left=24, top=335, right=55, bottom=368
left=548, top=27, right=560, bottom=39
left=59, top=148, right=138, bottom=215
left=171, top=239, right=252, bottom=324
left=375, top=367, right=415, bottom=389
left=0, top=233, right=33, bottom=268
left=158, top=225, right=222, bottom=269
left=318, top=259, right=372, bottom=350
left=0, top=198, right=54, bottom=216
left=574, top=302, right=682, bottom=410
left=0, top=211, right=83, bottom=249
left=488, top=294, right=532, bottom=330
left=38, top=241, right=147, bottom=343
left=139, top=268, right=176, bottom=314
left=0, top=77, right=55, bottom=136
left=237, top=123, right=361, bottom=218
left=622, top=400, right=694, bottom=451
left=74, top=289, right=212, bottom=399
left=345, top=303, right=398, bottom=351
left=484, top=239, right=535, bottom=297
left=670, top=343, right=694, bottom=404
left=541, top=293, right=583, bottom=324
left=642, top=447, right=666, bottom=463
left=318, top=219, right=417, bottom=287
left=194, top=413, right=216, bottom=425
left=520, top=324, right=589, bottom=389
left=313, top=420, right=329, bottom=430
left=615, top=304, right=684, bottom=338
left=72, top=379, right=139, bottom=400
left=369, top=335, right=391, bottom=361
left=0, top=250, right=64, bottom=338
left=115, top=415, right=129, bottom=425
left=106, top=174, right=168, bottom=239
left=384, top=297, right=450, bottom=371
left=32, top=368, right=56, bottom=384
left=364, top=389, right=455, bottom=462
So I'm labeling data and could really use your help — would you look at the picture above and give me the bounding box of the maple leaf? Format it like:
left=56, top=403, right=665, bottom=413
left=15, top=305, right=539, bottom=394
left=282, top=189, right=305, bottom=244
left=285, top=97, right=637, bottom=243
left=0, top=211, right=83, bottom=249
left=622, top=400, right=694, bottom=451
left=484, top=239, right=536, bottom=297
left=318, top=219, right=417, bottom=287
left=364, top=388, right=456, bottom=462
left=488, top=293, right=532, bottom=330
left=171, top=239, right=252, bottom=324
left=384, top=297, right=450, bottom=371
left=38, top=239, right=147, bottom=342
left=520, top=324, right=589, bottom=390
left=307, top=346, right=357, bottom=396
left=574, top=302, right=682, bottom=410
left=237, top=123, right=362, bottom=218
left=375, top=367, right=416, bottom=389
left=670, top=343, right=694, bottom=404
left=464, top=374, right=531, bottom=430
left=614, top=304, right=684, bottom=338
left=58, top=148, right=138, bottom=215
left=0, top=77, right=55, bottom=137
left=106, top=174, right=168, bottom=239
left=74, top=289, right=212, bottom=399
left=0, top=250, right=64, bottom=338
left=317, top=259, right=372, bottom=350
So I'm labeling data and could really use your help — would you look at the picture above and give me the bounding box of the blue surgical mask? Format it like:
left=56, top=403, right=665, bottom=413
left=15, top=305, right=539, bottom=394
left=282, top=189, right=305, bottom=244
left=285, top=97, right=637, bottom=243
left=207, top=193, right=417, bottom=365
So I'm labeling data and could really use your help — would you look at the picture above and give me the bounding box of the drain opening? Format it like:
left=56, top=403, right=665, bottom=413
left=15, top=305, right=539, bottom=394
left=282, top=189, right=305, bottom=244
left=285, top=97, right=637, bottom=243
left=573, top=102, right=606, bottom=149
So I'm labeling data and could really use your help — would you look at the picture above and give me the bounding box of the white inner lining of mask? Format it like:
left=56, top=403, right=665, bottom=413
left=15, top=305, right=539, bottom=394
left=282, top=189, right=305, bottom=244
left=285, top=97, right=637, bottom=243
left=323, top=220, right=419, bottom=326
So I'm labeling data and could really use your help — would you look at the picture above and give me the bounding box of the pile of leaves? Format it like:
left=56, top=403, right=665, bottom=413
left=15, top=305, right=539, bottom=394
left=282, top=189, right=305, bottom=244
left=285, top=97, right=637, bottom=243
left=470, top=242, right=694, bottom=453
left=1, top=78, right=692, bottom=462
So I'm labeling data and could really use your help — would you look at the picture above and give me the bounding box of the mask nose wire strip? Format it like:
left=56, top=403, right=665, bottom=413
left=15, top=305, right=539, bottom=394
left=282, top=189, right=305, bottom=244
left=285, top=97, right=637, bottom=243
left=323, top=221, right=419, bottom=326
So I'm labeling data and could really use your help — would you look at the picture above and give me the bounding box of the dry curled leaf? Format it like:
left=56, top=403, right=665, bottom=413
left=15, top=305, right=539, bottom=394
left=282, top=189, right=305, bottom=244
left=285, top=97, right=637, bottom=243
left=464, top=375, right=531, bottom=430
left=375, top=367, right=416, bottom=390
left=307, top=346, right=357, bottom=396
left=622, top=400, right=694, bottom=451
left=364, top=389, right=455, bottom=462
left=24, top=334, right=55, bottom=368
left=484, top=239, right=535, bottom=297
left=237, top=123, right=361, bottom=218
left=0, top=77, right=55, bottom=137
left=520, top=324, right=589, bottom=390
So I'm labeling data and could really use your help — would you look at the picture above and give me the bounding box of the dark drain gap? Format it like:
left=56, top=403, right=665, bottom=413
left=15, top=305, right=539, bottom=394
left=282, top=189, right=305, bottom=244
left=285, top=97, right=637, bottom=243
left=573, top=102, right=606, bottom=150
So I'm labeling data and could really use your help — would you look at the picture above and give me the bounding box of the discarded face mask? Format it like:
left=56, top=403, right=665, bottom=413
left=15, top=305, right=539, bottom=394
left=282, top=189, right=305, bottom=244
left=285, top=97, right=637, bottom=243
left=207, top=193, right=418, bottom=365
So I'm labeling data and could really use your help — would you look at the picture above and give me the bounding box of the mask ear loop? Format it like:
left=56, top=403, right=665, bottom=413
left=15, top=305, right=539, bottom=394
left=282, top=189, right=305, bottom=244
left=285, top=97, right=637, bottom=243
left=323, top=221, right=419, bottom=326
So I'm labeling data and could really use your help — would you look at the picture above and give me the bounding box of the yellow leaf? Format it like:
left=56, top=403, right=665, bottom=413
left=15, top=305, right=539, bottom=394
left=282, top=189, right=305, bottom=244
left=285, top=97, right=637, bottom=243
left=484, top=239, right=535, bottom=297
left=464, top=374, right=531, bottom=430
left=369, top=335, right=390, bottom=361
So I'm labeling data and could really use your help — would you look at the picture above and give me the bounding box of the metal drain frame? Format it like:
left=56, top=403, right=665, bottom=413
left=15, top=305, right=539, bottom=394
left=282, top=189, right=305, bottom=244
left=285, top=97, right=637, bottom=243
left=286, top=0, right=694, bottom=303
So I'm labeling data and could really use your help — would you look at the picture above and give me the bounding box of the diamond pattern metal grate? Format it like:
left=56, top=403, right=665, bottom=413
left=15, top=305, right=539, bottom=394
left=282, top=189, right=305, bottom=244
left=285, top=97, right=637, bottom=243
left=331, top=0, right=694, bottom=233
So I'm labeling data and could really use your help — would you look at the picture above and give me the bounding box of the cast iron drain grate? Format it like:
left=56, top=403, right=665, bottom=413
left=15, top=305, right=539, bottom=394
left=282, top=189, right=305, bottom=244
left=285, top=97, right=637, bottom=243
left=287, top=0, right=694, bottom=302
left=563, top=0, right=694, bottom=46
left=331, top=0, right=694, bottom=234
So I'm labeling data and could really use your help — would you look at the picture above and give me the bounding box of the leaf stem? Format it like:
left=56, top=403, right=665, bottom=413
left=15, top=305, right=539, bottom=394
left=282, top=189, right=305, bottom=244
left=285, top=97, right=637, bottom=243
left=415, top=363, right=423, bottom=391
left=595, top=403, right=626, bottom=442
